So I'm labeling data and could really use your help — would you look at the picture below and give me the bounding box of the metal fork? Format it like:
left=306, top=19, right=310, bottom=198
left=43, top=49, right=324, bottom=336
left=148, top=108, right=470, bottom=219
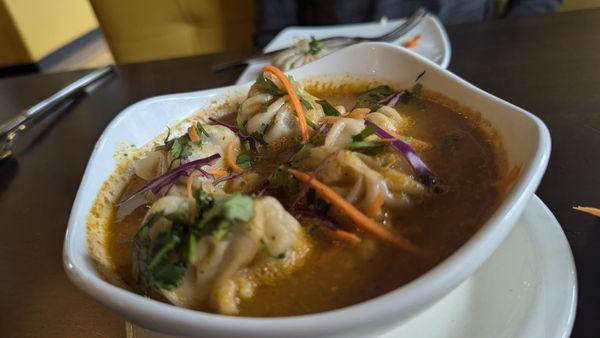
left=0, top=66, right=114, bottom=162
left=212, top=7, right=428, bottom=72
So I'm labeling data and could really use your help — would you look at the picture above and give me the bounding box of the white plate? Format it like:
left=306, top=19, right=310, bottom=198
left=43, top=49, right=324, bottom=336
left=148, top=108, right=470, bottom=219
left=126, top=195, right=577, bottom=338
left=235, top=14, right=451, bottom=85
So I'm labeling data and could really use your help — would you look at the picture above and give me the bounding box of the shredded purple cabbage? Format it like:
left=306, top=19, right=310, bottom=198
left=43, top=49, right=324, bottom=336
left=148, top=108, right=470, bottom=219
left=208, top=117, right=259, bottom=153
left=312, top=123, right=330, bottom=140
left=364, top=120, right=437, bottom=186
left=253, top=180, right=270, bottom=196
left=378, top=91, right=407, bottom=107
left=119, top=153, right=221, bottom=205
left=212, top=172, right=242, bottom=186
left=295, top=209, right=338, bottom=231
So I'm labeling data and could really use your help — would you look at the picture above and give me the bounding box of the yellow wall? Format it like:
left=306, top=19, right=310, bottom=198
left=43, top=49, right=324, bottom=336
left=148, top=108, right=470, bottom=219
left=0, top=0, right=99, bottom=67
left=0, top=1, right=31, bottom=67
left=560, top=0, right=600, bottom=11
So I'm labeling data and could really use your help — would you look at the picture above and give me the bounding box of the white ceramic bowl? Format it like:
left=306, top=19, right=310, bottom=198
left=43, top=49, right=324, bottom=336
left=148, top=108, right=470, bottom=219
left=63, top=42, right=550, bottom=337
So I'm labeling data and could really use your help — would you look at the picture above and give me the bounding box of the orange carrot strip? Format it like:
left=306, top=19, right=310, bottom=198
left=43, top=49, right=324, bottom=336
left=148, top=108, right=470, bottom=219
left=186, top=171, right=205, bottom=199
left=320, top=116, right=341, bottom=125
left=288, top=168, right=423, bottom=254
left=366, top=193, right=385, bottom=218
left=403, top=34, right=422, bottom=48
left=207, top=169, right=227, bottom=177
left=573, top=206, right=600, bottom=217
left=322, top=226, right=361, bottom=245
left=226, top=141, right=243, bottom=173
left=262, top=65, right=309, bottom=140
left=348, top=108, right=370, bottom=120
left=187, top=125, right=200, bottom=143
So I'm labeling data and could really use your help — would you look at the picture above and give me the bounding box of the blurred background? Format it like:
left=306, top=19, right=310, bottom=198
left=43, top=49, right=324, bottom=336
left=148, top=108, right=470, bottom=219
left=0, top=0, right=597, bottom=78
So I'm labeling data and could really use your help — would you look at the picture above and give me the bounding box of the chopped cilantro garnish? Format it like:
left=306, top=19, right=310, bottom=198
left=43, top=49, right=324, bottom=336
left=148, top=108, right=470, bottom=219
left=256, top=74, right=284, bottom=96
left=353, top=85, right=393, bottom=110
left=194, top=122, right=210, bottom=140
left=250, top=122, right=272, bottom=144
left=132, top=189, right=255, bottom=291
left=269, top=167, right=300, bottom=195
left=236, top=153, right=253, bottom=169
left=308, top=36, right=324, bottom=55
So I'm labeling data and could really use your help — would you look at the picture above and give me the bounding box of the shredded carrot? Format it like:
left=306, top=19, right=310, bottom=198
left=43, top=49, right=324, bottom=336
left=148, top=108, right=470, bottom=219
left=348, top=108, right=370, bottom=120
left=186, top=171, right=205, bottom=199
left=366, top=193, right=385, bottom=218
left=403, top=34, right=422, bottom=48
left=288, top=168, right=423, bottom=254
left=226, top=141, right=243, bottom=173
left=207, top=169, right=227, bottom=177
left=187, top=125, right=200, bottom=143
left=321, top=116, right=342, bottom=124
left=320, top=112, right=365, bottom=125
left=316, top=223, right=361, bottom=245
left=262, top=65, right=309, bottom=140
left=573, top=206, right=600, bottom=217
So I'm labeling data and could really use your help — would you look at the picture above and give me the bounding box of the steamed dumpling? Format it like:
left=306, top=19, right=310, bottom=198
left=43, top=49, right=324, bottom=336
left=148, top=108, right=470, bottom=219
left=300, top=112, right=426, bottom=213
left=238, top=72, right=325, bottom=144
left=133, top=124, right=240, bottom=194
left=272, top=38, right=330, bottom=71
left=366, top=105, right=408, bottom=133
left=136, top=195, right=310, bottom=315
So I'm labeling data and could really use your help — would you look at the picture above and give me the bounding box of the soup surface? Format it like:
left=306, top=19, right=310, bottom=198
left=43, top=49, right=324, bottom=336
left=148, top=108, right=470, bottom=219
left=101, top=76, right=505, bottom=317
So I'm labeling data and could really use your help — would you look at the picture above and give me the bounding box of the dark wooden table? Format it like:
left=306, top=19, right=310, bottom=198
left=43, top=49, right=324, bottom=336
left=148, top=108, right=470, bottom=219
left=1, top=9, right=599, bottom=338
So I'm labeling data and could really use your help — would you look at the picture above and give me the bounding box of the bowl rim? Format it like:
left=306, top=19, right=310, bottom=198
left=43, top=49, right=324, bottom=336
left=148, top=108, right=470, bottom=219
left=63, top=42, right=551, bottom=336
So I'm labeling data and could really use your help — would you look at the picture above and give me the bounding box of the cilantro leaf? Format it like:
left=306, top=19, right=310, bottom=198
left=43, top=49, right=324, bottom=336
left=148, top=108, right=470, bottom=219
left=194, top=122, right=210, bottom=139
left=132, top=223, right=186, bottom=291
left=180, top=233, right=197, bottom=265
left=164, top=203, right=190, bottom=224
left=212, top=194, right=254, bottom=222
left=196, top=193, right=254, bottom=240
left=250, top=122, right=272, bottom=144
left=256, top=75, right=284, bottom=96
left=236, top=153, right=253, bottom=169
left=236, top=111, right=246, bottom=132
left=147, top=259, right=186, bottom=290
left=269, top=167, right=299, bottom=195
left=316, top=99, right=340, bottom=116
left=354, top=85, right=393, bottom=110
left=193, top=187, right=213, bottom=211
left=308, top=36, right=323, bottom=55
